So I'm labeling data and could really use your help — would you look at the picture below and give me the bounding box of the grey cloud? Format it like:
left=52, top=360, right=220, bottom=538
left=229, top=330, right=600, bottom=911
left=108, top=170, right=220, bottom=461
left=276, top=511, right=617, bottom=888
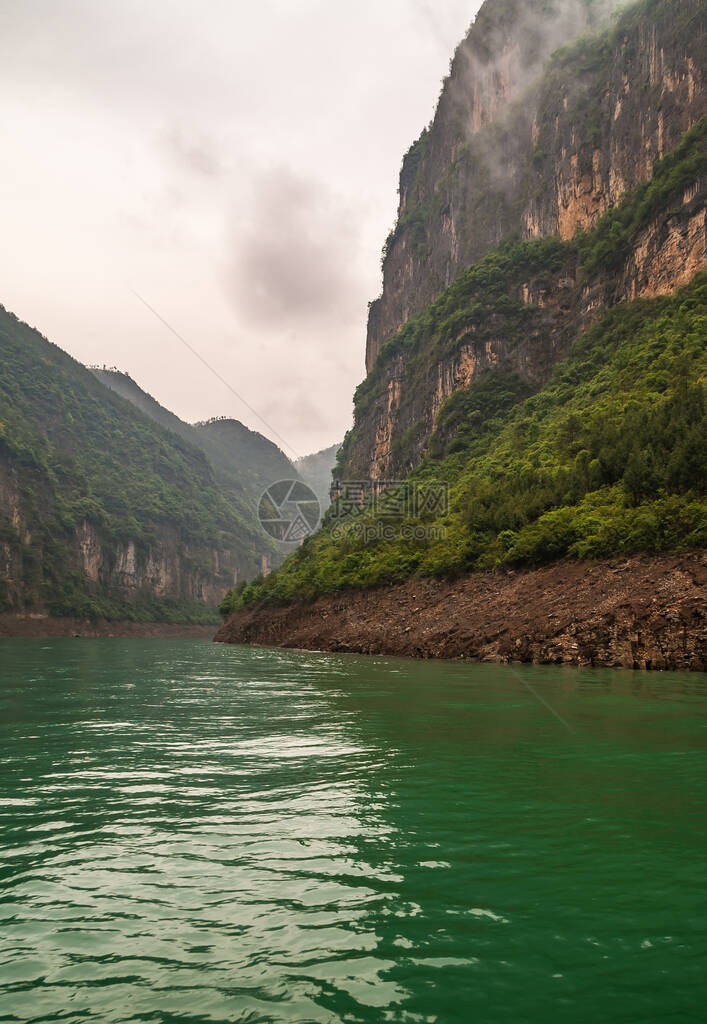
left=0, top=0, right=481, bottom=454
left=229, top=166, right=366, bottom=328
left=430, top=0, right=625, bottom=204
left=166, top=129, right=226, bottom=178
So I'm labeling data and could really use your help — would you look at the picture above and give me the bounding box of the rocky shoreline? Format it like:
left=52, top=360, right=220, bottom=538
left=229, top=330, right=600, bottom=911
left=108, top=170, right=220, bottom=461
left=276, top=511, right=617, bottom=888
left=215, top=553, right=706, bottom=672
left=0, top=615, right=217, bottom=639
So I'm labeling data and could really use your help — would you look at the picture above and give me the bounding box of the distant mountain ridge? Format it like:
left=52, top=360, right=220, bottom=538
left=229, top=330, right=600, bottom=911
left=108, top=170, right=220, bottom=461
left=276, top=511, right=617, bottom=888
left=0, top=313, right=289, bottom=622
left=91, top=369, right=296, bottom=509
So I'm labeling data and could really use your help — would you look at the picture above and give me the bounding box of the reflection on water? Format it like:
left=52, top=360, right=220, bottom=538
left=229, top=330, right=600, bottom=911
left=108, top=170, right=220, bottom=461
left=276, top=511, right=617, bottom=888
left=1, top=640, right=706, bottom=1022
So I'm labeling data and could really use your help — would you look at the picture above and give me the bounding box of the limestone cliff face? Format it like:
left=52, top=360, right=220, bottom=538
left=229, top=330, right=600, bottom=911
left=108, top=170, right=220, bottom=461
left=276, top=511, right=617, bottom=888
left=75, top=521, right=234, bottom=606
left=343, top=0, right=706, bottom=485
left=365, top=0, right=706, bottom=372
left=620, top=178, right=707, bottom=298
left=344, top=175, right=706, bottom=482
left=0, top=451, right=240, bottom=613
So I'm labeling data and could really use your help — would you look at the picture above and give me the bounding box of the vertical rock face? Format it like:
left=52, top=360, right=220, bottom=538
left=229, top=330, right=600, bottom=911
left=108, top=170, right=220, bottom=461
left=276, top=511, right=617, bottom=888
left=72, top=521, right=233, bottom=606
left=620, top=185, right=707, bottom=298
left=345, top=168, right=706, bottom=483
left=365, top=0, right=706, bottom=372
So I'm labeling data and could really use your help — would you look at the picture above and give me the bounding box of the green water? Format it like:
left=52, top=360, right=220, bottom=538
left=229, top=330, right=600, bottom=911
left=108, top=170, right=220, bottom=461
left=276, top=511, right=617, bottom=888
left=1, top=641, right=706, bottom=1023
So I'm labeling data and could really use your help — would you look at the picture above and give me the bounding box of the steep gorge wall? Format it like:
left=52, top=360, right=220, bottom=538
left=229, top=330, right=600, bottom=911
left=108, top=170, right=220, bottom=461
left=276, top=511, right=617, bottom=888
left=366, top=0, right=706, bottom=372
left=343, top=0, right=707, bottom=485
left=74, top=521, right=236, bottom=607
left=0, top=454, right=242, bottom=613
left=620, top=177, right=707, bottom=297
left=343, top=148, right=706, bottom=482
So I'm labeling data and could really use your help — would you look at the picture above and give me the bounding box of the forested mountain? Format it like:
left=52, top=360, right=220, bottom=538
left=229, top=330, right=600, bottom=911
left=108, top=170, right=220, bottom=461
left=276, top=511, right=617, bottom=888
left=193, top=418, right=296, bottom=504
left=220, top=0, right=706, bottom=622
left=0, top=313, right=276, bottom=622
left=92, top=369, right=296, bottom=512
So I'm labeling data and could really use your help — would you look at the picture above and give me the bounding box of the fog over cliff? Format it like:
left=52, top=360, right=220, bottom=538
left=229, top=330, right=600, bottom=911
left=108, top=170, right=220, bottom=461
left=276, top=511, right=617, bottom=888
left=448, top=0, right=622, bottom=122
left=0, top=0, right=632, bottom=455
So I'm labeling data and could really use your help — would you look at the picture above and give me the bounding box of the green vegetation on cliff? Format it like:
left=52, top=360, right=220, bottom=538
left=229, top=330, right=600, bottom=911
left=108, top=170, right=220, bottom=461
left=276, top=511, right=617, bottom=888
left=221, top=120, right=707, bottom=613
left=0, top=312, right=267, bottom=620
left=223, top=274, right=705, bottom=612
left=93, top=369, right=294, bottom=526
left=352, top=233, right=570, bottom=426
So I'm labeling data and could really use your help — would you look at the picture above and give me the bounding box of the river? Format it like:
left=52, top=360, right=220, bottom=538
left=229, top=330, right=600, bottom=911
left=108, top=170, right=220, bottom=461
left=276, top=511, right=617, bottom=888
left=1, top=639, right=706, bottom=1022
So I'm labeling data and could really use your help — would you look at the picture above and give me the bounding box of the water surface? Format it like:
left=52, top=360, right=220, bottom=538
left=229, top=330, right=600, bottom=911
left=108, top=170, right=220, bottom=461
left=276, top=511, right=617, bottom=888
left=1, top=640, right=706, bottom=1022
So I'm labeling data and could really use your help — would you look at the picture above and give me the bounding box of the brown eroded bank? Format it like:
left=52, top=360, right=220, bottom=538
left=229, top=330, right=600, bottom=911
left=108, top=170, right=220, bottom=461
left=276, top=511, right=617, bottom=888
left=214, top=553, right=706, bottom=672
left=0, top=616, right=216, bottom=639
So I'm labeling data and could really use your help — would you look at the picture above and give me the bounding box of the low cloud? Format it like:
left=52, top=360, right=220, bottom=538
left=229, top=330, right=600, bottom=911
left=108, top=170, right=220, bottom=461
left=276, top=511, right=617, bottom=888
left=449, top=0, right=624, bottom=135
left=229, top=166, right=364, bottom=329
left=166, top=129, right=225, bottom=179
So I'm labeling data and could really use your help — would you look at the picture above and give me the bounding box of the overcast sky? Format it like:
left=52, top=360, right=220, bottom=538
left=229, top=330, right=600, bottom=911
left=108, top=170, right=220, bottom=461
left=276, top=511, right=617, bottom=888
left=0, top=0, right=482, bottom=458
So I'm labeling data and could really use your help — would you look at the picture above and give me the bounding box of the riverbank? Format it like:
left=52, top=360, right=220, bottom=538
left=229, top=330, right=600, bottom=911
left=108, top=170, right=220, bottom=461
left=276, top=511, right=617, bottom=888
left=0, top=615, right=217, bottom=639
left=215, top=552, right=706, bottom=671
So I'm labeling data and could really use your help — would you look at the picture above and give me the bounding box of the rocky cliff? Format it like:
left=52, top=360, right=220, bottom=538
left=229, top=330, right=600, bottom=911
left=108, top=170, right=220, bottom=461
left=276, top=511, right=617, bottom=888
left=218, top=0, right=706, bottom=664
left=345, top=142, right=706, bottom=481
left=347, top=0, right=706, bottom=482
left=216, top=553, right=706, bottom=672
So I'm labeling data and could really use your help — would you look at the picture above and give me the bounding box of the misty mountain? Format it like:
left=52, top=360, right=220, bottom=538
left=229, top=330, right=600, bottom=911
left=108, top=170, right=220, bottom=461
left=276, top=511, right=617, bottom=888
left=294, top=443, right=341, bottom=513
left=91, top=368, right=296, bottom=508
left=0, top=313, right=277, bottom=622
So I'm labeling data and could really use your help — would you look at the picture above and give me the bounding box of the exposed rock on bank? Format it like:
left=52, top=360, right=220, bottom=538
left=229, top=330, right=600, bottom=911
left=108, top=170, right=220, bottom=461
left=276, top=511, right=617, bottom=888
left=0, top=616, right=216, bottom=639
left=215, top=553, right=706, bottom=671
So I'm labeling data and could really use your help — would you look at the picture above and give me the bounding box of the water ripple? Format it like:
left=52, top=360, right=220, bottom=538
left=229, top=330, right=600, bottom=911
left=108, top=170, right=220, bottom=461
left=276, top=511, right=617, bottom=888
left=1, top=639, right=706, bottom=1022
